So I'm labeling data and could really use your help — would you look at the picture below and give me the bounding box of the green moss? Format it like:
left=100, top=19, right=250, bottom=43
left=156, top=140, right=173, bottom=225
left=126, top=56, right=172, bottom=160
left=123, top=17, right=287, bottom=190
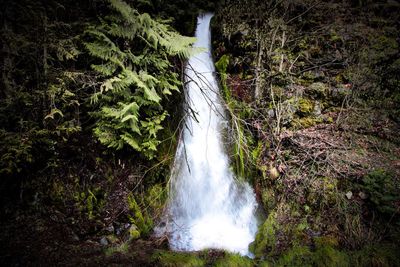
left=145, top=184, right=167, bottom=213
left=308, top=82, right=329, bottom=98
left=293, top=219, right=309, bottom=241
left=215, top=54, right=230, bottom=74
left=215, top=54, right=231, bottom=100
left=213, top=253, right=253, bottom=267
left=368, top=35, right=398, bottom=64
left=104, top=242, right=129, bottom=257
left=258, top=261, right=273, bottom=267
left=275, top=246, right=313, bottom=267
left=251, top=141, right=263, bottom=163
left=361, top=169, right=399, bottom=215
left=254, top=225, right=389, bottom=267
left=265, top=240, right=349, bottom=267
left=129, top=227, right=140, bottom=240
left=73, top=187, right=106, bottom=221
left=106, top=234, right=119, bottom=244
left=250, top=212, right=278, bottom=258
left=312, top=245, right=350, bottom=267
left=261, top=188, right=276, bottom=211
left=325, top=116, right=334, bottom=123
left=322, top=177, right=338, bottom=205
left=127, top=193, right=153, bottom=237
left=292, top=117, right=322, bottom=129
left=350, top=244, right=400, bottom=267
left=269, top=238, right=399, bottom=267
left=298, top=71, right=317, bottom=85
left=272, top=86, right=285, bottom=98
left=151, top=251, right=205, bottom=267
left=297, top=98, right=314, bottom=115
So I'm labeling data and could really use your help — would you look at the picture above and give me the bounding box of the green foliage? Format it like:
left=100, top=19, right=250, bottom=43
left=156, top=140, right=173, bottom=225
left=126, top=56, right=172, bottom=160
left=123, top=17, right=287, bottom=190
left=151, top=251, right=205, bottom=267
left=361, top=169, right=399, bottom=215
left=213, top=253, right=253, bottom=267
left=0, top=130, right=34, bottom=175
left=145, top=184, right=167, bottom=214
left=250, top=212, right=278, bottom=258
left=273, top=246, right=313, bottom=267
left=215, top=54, right=231, bottom=99
left=45, top=76, right=83, bottom=136
left=312, top=237, right=350, bottom=267
left=350, top=244, right=400, bottom=267
left=127, top=193, right=153, bottom=236
left=129, top=227, right=140, bottom=239
left=297, top=98, right=314, bottom=115
left=274, top=245, right=349, bottom=267
left=73, top=187, right=107, bottom=220
left=104, top=241, right=129, bottom=257
left=233, top=121, right=246, bottom=179
left=85, top=0, right=196, bottom=159
left=259, top=241, right=399, bottom=267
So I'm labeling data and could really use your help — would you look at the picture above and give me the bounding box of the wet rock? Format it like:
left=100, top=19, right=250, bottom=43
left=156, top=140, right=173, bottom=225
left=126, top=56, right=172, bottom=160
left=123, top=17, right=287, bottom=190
left=313, top=101, right=322, bottom=116
left=268, top=109, right=275, bottom=118
left=100, top=237, right=109, bottom=246
left=359, top=191, right=368, bottom=200
left=105, top=225, right=114, bottom=233
left=116, top=227, right=122, bottom=235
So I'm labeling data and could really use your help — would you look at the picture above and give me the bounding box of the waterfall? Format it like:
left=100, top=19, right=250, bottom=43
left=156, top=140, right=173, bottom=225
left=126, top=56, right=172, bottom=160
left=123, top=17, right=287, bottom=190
left=158, top=13, right=258, bottom=256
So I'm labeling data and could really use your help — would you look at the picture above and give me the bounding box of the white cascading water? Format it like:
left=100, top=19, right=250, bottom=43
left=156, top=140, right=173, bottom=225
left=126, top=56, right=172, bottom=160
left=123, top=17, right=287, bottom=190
left=158, top=13, right=258, bottom=256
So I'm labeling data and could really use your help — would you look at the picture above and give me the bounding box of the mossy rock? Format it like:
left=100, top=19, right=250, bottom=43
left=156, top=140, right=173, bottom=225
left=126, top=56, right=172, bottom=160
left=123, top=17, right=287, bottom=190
left=307, top=82, right=329, bottom=99
left=129, top=225, right=140, bottom=240
left=274, top=246, right=313, bottom=267
left=213, top=253, right=253, bottom=267
left=151, top=251, right=205, bottom=267
left=331, top=86, right=350, bottom=103
left=299, top=71, right=317, bottom=85
left=279, top=98, right=297, bottom=125
left=263, top=242, right=399, bottom=267
left=297, top=98, right=314, bottom=115
left=261, top=188, right=276, bottom=211
left=104, top=242, right=129, bottom=257
left=292, top=117, right=322, bottom=129
left=250, top=212, right=278, bottom=258
left=271, top=243, right=349, bottom=267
